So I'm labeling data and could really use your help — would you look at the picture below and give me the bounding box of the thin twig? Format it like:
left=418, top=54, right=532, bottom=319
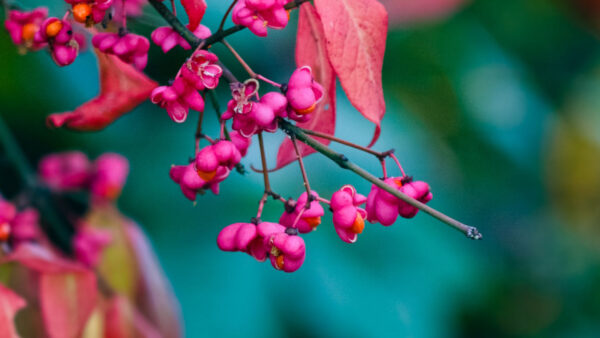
left=290, top=136, right=312, bottom=199
left=217, top=0, right=238, bottom=33
left=299, top=128, right=391, bottom=158
left=278, top=119, right=483, bottom=240
left=257, top=132, right=271, bottom=192
left=222, top=39, right=256, bottom=78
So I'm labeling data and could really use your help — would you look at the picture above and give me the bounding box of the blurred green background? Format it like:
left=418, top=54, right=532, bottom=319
left=2, top=0, right=600, bottom=337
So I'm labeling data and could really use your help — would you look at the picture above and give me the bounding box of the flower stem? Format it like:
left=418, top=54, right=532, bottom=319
left=257, top=132, right=271, bottom=192
left=222, top=39, right=256, bottom=78
left=207, top=91, right=246, bottom=174
left=217, top=0, right=238, bottom=33
left=290, top=136, right=312, bottom=203
left=299, top=127, right=391, bottom=159
left=278, top=119, right=483, bottom=240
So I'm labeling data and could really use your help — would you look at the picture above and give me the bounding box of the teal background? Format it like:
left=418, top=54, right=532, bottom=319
left=2, top=0, right=600, bottom=337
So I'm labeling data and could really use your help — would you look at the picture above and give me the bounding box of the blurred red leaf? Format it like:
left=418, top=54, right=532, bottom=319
left=1, top=244, right=98, bottom=338
left=276, top=3, right=336, bottom=168
left=40, top=272, right=97, bottom=338
left=314, top=0, right=387, bottom=147
left=0, top=283, right=26, bottom=338
left=380, top=0, right=465, bottom=26
left=104, top=296, right=161, bottom=338
left=181, top=0, right=207, bottom=30
left=47, top=49, right=157, bottom=131
left=126, top=222, right=182, bottom=338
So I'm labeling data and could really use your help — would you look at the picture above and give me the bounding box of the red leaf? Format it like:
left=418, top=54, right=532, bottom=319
left=0, top=244, right=99, bottom=338
left=276, top=3, right=336, bottom=168
left=314, top=0, right=387, bottom=147
left=126, top=222, right=182, bottom=337
left=181, top=0, right=207, bottom=31
left=380, top=0, right=465, bottom=25
left=104, top=296, right=161, bottom=338
left=0, top=283, right=26, bottom=338
left=39, top=272, right=97, bottom=338
left=47, top=49, right=157, bottom=131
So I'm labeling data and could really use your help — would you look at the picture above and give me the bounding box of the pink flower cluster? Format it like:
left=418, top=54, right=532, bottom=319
left=0, top=198, right=40, bottom=247
left=218, top=178, right=432, bottom=272
left=151, top=24, right=211, bottom=53
left=366, top=177, right=433, bottom=225
left=218, top=222, right=305, bottom=272
left=34, top=17, right=81, bottom=66
left=151, top=50, right=223, bottom=123
left=4, top=8, right=48, bottom=50
left=279, top=191, right=324, bottom=233
left=73, top=226, right=112, bottom=267
left=92, top=32, right=150, bottom=70
left=222, top=66, right=324, bottom=137
left=170, top=132, right=251, bottom=201
left=35, top=151, right=130, bottom=266
left=232, top=0, right=291, bottom=37
left=65, top=0, right=113, bottom=24
left=38, top=151, right=129, bottom=202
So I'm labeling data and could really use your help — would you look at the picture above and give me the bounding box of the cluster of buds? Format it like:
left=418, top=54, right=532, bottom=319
left=151, top=24, right=211, bottom=53
left=232, top=0, right=292, bottom=37
left=217, top=179, right=432, bottom=272
left=4, top=1, right=148, bottom=67
left=222, top=66, right=323, bottom=137
left=92, top=31, right=150, bottom=70
left=65, top=0, right=113, bottom=25
left=170, top=131, right=251, bottom=200
left=151, top=50, right=223, bottom=122
left=0, top=151, right=128, bottom=267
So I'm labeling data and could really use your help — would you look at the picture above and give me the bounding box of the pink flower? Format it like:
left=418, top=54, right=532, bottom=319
left=226, top=79, right=259, bottom=115
left=0, top=199, right=40, bottom=245
left=222, top=91, right=288, bottom=137
left=73, top=227, right=112, bottom=267
left=38, top=151, right=92, bottom=190
left=232, top=0, right=290, bottom=37
left=229, top=131, right=252, bottom=157
left=92, top=32, right=150, bottom=70
left=112, top=0, right=146, bottom=22
left=151, top=24, right=211, bottom=53
left=180, top=50, right=223, bottom=90
left=285, top=66, right=324, bottom=116
left=0, top=199, right=17, bottom=243
left=90, top=153, right=129, bottom=201
left=330, top=185, right=367, bottom=243
left=151, top=77, right=205, bottom=123
left=169, top=163, right=229, bottom=200
left=216, top=222, right=268, bottom=261
left=266, top=227, right=305, bottom=273
left=4, top=8, right=48, bottom=49
left=65, top=0, right=114, bottom=24
left=279, top=191, right=324, bottom=233
left=366, top=177, right=433, bottom=226
left=195, top=141, right=242, bottom=180
left=34, top=18, right=80, bottom=66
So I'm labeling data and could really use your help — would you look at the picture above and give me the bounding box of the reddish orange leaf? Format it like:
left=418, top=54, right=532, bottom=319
left=126, top=222, right=182, bottom=338
left=47, top=49, right=157, bottom=131
left=39, top=272, right=97, bottom=338
left=104, top=296, right=161, bottom=338
left=276, top=3, right=336, bottom=168
left=181, top=0, right=207, bottom=31
left=314, top=0, right=387, bottom=147
left=0, top=283, right=26, bottom=338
